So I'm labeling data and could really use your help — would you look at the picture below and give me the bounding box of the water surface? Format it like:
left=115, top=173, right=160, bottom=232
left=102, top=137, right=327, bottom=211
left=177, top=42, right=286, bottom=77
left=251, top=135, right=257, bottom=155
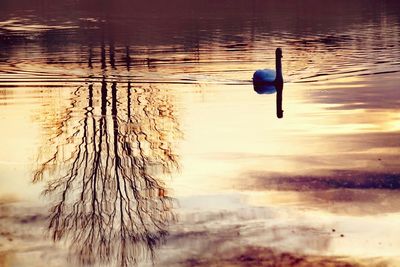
left=1, top=1, right=400, bottom=266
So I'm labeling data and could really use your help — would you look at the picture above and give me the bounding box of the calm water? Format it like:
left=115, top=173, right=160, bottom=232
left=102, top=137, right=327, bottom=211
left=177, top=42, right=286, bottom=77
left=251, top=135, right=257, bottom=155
left=1, top=1, right=400, bottom=266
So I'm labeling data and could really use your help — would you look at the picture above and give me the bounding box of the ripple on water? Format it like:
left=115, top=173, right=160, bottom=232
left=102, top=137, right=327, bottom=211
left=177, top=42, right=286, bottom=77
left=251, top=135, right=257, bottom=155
left=0, top=2, right=399, bottom=86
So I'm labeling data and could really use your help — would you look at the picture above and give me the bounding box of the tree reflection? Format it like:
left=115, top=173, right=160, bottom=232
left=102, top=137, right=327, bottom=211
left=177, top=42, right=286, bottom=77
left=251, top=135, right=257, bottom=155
left=33, top=79, right=180, bottom=266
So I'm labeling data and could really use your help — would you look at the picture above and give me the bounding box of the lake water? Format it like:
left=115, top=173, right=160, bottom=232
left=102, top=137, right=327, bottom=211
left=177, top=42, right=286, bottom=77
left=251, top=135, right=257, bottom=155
left=1, top=1, right=400, bottom=266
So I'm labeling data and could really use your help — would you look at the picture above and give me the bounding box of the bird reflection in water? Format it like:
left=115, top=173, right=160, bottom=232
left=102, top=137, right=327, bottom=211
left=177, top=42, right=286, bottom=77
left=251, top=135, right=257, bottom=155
left=33, top=77, right=180, bottom=266
left=253, top=83, right=284, bottom=118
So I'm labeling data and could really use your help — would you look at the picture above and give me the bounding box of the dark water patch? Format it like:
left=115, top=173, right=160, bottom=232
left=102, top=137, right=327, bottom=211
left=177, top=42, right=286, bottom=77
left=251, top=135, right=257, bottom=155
left=246, top=170, right=400, bottom=191
left=375, top=60, right=391, bottom=64
left=180, top=246, right=370, bottom=267
left=358, top=70, right=400, bottom=77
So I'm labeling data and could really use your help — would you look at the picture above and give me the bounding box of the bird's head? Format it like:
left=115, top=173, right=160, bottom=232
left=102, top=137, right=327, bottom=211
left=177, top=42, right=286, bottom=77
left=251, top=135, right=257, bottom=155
left=276, top=48, right=283, bottom=58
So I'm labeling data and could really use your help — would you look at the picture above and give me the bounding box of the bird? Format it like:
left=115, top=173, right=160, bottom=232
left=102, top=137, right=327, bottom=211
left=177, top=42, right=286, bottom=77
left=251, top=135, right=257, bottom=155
left=252, top=48, right=284, bottom=118
left=252, top=48, right=283, bottom=92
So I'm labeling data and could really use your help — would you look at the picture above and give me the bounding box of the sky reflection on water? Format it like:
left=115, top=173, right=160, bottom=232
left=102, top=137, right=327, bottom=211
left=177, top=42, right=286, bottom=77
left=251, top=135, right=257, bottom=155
left=0, top=0, right=400, bottom=266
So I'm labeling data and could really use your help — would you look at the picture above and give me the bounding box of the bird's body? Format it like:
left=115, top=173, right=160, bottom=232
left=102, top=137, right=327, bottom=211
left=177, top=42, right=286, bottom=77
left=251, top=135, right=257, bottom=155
left=252, top=69, right=276, bottom=84
left=252, top=48, right=283, bottom=85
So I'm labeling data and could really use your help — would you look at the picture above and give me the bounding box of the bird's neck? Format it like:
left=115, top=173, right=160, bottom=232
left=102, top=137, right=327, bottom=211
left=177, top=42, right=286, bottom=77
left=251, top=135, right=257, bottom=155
left=275, top=57, right=283, bottom=83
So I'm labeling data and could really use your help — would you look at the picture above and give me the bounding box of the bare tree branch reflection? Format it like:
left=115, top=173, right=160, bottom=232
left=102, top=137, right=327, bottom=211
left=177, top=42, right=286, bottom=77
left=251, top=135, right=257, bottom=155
left=34, top=78, right=180, bottom=266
